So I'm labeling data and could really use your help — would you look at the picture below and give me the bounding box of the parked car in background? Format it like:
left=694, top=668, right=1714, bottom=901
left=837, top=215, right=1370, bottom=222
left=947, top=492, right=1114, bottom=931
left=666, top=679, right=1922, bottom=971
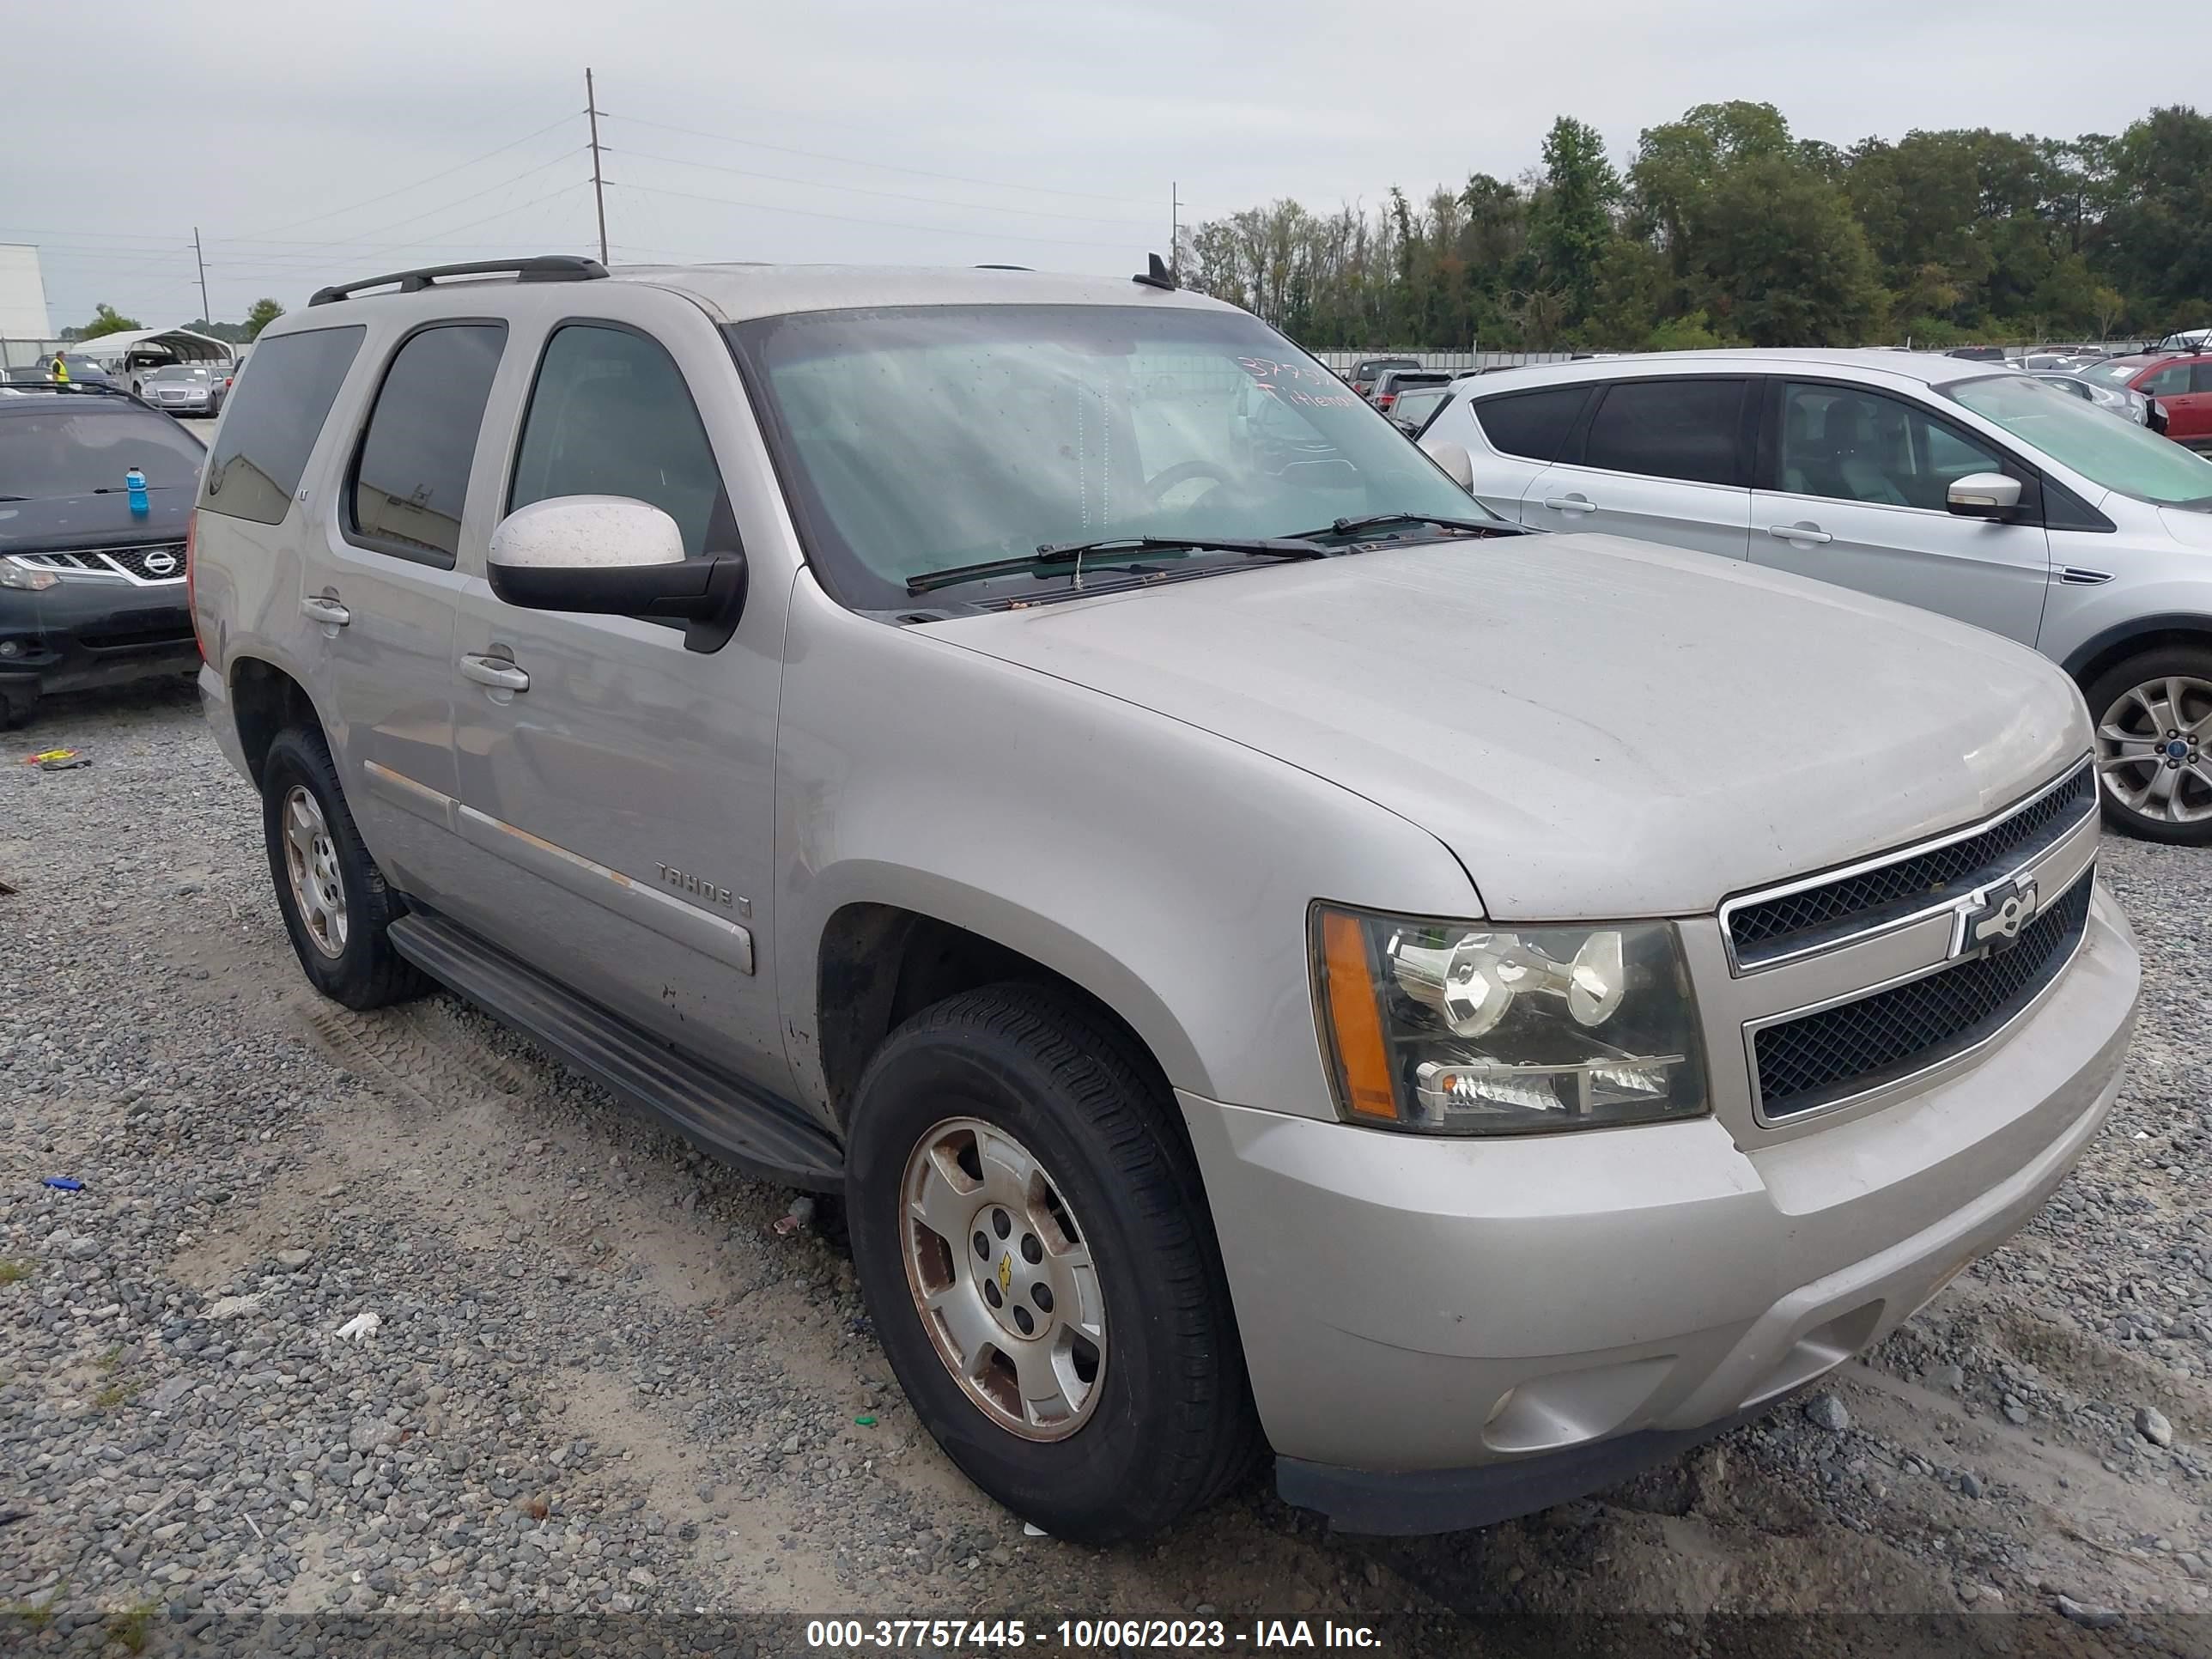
left=0, top=385, right=205, bottom=728
left=2029, top=369, right=2160, bottom=429
left=41, top=353, right=115, bottom=386
left=138, top=362, right=233, bottom=418
left=193, top=257, right=2137, bottom=1543
left=1347, top=355, right=1420, bottom=400
left=1369, top=367, right=1455, bottom=416
left=1385, top=381, right=1452, bottom=435
left=2154, top=326, right=2209, bottom=354
left=1419, top=349, right=2212, bottom=841
left=1945, top=345, right=2012, bottom=363
left=2074, top=352, right=2212, bottom=451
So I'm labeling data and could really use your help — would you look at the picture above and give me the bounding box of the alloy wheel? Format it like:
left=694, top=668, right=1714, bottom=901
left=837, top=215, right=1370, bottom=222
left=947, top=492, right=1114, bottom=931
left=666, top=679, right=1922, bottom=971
left=899, top=1116, right=1106, bottom=1441
left=2097, top=675, right=2212, bottom=825
left=281, top=785, right=349, bottom=957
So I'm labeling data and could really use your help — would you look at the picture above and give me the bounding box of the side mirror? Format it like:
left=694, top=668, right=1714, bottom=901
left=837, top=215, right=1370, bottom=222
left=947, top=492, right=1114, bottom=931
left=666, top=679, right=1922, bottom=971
left=1945, top=472, right=2022, bottom=520
left=488, top=495, right=748, bottom=653
left=1420, top=436, right=1475, bottom=493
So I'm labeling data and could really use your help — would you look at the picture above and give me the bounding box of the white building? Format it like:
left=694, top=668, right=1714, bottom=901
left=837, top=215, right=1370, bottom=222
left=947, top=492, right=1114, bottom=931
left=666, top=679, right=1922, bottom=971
left=0, top=244, right=52, bottom=338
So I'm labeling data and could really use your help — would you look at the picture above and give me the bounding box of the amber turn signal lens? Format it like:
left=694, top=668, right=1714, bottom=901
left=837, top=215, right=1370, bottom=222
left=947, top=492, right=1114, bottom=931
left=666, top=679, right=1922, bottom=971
left=1319, top=908, right=1397, bottom=1121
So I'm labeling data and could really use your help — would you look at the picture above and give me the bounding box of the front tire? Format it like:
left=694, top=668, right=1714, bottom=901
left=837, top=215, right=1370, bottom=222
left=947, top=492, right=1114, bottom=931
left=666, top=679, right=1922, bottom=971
left=260, top=726, right=428, bottom=1008
left=845, top=983, right=1261, bottom=1543
left=2085, top=647, right=2212, bottom=844
left=0, top=687, right=33, bottom=731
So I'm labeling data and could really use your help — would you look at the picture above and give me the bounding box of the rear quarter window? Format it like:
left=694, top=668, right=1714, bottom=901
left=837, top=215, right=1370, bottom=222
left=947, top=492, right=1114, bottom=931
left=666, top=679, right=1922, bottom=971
left=199, top=325, right=365, bottom=526
left=1470, top=385, right=1593, bottom=462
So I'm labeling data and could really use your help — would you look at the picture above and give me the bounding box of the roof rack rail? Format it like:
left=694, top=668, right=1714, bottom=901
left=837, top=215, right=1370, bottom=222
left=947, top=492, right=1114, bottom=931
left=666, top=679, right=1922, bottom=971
left=309, top=254, right=608, bottom=307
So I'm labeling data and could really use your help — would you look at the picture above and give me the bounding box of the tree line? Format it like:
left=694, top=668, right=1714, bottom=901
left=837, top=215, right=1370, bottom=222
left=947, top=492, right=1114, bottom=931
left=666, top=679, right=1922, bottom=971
left=61, top=297, right=284, bottom=343
left=1176, top=100, right=2212, bottom=351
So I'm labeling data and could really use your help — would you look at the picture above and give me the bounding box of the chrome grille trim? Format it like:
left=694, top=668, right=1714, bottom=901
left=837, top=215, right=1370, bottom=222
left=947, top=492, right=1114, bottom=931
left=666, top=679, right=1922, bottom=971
left=1717, top=758, right=2095, bottom=974
left=9, top=543, right=188, bottom=585
left=1742, top=865, right=2095, bottom=1126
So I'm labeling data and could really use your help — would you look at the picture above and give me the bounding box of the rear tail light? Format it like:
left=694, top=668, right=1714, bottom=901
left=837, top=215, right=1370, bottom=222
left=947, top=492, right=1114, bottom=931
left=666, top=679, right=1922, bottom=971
left=1376, top=393, right=1396, bottom=410
left=185, top=507, right=204, bottom=660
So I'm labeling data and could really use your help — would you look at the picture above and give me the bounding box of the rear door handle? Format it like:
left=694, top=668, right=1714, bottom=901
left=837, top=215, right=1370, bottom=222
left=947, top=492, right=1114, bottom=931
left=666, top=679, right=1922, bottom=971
left=1767, top=523, right=1832, bottom=544
left=459, top=653, right=530, bottom=692
left=299, top=595, right=350, bottom=626
left=1541, top=494, right=1595, bottom=514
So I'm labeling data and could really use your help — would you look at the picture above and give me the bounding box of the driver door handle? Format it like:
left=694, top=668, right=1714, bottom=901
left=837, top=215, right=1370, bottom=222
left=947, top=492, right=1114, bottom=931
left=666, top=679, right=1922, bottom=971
left=459, top=653, right=530, bottom=692
left=299, top=595, right=350, bottom=626
left=1541, top=494, right=1595, bottom=514
left=1767, top=523, right=1832, bottom=544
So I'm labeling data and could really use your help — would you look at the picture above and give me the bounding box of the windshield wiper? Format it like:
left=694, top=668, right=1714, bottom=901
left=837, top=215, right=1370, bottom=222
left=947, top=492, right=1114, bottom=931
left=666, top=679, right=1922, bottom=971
left=906, top=535, right=1324, bottom=595
left=1298, top=511, right=1519, bottom=539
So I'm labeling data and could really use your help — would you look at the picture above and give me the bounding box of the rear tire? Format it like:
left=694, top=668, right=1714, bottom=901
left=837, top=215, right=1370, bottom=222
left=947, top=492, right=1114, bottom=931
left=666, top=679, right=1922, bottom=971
left=0, top=688, right=33, bottom=731
left=2084, top=647, right=2212, bottom=845
left=260, top=726, right=429, bottom=1008
left=845, top=983, right=1262, bottom=1544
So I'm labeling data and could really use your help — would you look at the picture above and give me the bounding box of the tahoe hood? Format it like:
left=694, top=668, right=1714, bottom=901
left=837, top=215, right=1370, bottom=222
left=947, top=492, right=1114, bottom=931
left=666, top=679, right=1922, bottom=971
left=932, top=532, right=2090, bottom=919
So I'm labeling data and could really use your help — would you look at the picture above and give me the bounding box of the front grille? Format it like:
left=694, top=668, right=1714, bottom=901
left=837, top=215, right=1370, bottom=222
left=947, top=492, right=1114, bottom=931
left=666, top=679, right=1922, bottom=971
left=16, top=543, right=187, bottom=582
left=1726, top=763, right=2094, bottom=967
left=100, top=543, right=187, bottom=581
left=1753, top=872, right=2093, bottom=1119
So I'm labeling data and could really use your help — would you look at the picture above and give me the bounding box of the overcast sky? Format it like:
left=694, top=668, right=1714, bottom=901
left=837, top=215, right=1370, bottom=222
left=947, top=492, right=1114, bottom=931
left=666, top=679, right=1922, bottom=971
left=6, top=0, right=2210, bottom=332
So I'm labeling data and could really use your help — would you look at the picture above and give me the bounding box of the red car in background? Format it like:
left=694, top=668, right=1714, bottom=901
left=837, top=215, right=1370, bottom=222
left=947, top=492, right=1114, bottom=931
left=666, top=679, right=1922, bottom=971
left=2079, top=352, right=2212, bottom=450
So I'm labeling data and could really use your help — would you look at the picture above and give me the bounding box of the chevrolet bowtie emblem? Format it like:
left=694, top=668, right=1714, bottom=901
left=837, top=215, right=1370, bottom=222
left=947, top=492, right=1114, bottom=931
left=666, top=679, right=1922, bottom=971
left=1951, top=877, right=2039, bottom=959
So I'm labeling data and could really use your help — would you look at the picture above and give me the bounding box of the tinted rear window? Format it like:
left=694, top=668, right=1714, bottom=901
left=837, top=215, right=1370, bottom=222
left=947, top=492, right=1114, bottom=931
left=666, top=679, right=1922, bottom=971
left=1471, top=385, right=1591, bottom=462
left=1580, top=378, right=1746, bottom=486
left=200, top=325, right=364, bottom=525
left=346, top=323, right=507, bottom=568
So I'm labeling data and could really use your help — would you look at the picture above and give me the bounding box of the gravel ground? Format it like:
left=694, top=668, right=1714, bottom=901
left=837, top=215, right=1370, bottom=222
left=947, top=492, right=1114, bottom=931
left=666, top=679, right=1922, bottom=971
left=3, top=685, right=2209, bottom=1656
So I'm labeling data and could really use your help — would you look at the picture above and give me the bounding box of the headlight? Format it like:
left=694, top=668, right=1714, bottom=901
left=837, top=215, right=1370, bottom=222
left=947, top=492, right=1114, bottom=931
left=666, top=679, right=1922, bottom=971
left=0, top=561, right=61, bottom=592
left=1310, top=904, right=1708, bottom=1135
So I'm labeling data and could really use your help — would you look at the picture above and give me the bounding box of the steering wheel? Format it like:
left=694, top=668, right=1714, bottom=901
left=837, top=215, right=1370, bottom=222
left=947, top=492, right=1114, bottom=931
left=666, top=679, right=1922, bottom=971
left=1144, top=460, right=1229, bottom=503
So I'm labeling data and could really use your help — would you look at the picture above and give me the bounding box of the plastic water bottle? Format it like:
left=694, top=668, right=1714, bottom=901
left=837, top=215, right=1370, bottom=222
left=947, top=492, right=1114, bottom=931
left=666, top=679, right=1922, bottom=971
left=126, top=467, right=148, bottom=515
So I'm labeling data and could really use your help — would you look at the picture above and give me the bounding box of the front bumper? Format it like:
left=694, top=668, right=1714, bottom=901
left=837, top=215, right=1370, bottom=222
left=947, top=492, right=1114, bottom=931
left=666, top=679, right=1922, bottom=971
left=1182, top=884, right=2138, bottom=1534
left=0, top=578, right=199, bottom=700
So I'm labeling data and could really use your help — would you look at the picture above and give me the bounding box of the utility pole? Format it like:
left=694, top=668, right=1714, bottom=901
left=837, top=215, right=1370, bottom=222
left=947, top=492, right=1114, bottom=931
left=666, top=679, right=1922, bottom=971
left=192, top=227, right=210, bottom=324
left=586, top=68, right=609, bottom=266
left=1170, top=182, right=1180, bottom=283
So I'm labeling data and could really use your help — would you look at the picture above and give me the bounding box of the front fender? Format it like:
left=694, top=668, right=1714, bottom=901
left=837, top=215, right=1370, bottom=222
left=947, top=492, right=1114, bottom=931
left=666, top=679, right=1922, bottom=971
left=773, top=574, right=1480, bottom=1123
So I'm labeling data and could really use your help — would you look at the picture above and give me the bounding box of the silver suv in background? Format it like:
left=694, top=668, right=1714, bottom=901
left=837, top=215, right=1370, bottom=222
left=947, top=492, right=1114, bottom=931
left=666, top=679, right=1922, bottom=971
left=1420, top=350, right=2212, bottom=842
left=193, top=259, right=2137, bottom=1541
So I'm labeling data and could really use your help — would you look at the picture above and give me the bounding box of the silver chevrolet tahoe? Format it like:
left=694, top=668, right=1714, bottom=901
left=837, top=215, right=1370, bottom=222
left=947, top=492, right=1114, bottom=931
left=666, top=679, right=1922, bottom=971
left=191, top=255, right=2142, bottom=1542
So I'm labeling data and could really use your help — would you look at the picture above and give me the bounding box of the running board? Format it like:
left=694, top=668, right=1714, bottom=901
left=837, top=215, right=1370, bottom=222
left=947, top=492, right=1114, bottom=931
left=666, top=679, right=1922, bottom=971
left=387, top=910, right=844, bottom=1191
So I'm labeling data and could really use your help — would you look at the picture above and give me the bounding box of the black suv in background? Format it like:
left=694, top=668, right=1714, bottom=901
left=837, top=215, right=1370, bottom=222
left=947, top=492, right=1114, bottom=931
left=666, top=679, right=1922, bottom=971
left=0, top=386, right=205, bottom=727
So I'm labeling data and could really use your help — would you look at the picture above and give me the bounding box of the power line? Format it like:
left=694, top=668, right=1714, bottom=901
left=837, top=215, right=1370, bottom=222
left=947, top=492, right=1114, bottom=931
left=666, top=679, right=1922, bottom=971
left=258, top=148, right=592, bottom=254
left=599, top=179, right=1137, bottom=252
left=225, top=107, right=584, bottom=242
left=605, top=145, right=1158, bottom=227
left=598, top=110, right=1161, bottom=208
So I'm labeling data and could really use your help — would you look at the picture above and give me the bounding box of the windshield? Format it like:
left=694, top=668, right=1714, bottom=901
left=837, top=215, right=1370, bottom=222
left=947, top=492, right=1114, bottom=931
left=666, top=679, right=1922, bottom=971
left=2080, top=361, right=2142, bottom=389
left=0, top=409, right=206, bottom=496
left=146, top=366, right=209, bottom=382
left=729, top=304, right=1493, bottom=607
left=1947, top=373, right=2212, bottom=509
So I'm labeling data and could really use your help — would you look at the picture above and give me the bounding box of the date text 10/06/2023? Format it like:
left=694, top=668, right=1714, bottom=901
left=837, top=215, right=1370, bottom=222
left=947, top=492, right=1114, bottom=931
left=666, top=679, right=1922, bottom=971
left=805, top=1617, right=1385, bottom=1650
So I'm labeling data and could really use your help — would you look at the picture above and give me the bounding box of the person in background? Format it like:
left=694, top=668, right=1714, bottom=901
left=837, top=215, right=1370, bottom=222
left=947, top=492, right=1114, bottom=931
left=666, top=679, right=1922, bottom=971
left=50, top=353, right=70, bottom=385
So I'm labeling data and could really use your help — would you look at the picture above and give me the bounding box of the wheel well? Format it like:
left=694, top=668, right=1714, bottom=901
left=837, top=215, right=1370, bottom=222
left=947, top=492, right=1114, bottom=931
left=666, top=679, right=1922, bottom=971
left=2066, top=624, right=2212, bottom=694
left=229, top=657, right=323, bottom=787
left=816, top=903, right=1171, bottom=1127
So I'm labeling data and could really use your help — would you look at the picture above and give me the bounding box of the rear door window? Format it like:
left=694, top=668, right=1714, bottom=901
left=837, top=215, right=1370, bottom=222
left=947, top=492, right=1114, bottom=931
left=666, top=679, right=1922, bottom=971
left=199, top=325, right=364, bottom=525
left=1470, top=385, right=1591, bottom=462
left=1580, top=378, right=1747, bottom=486
left=346, top=322, right=507, bottom=568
